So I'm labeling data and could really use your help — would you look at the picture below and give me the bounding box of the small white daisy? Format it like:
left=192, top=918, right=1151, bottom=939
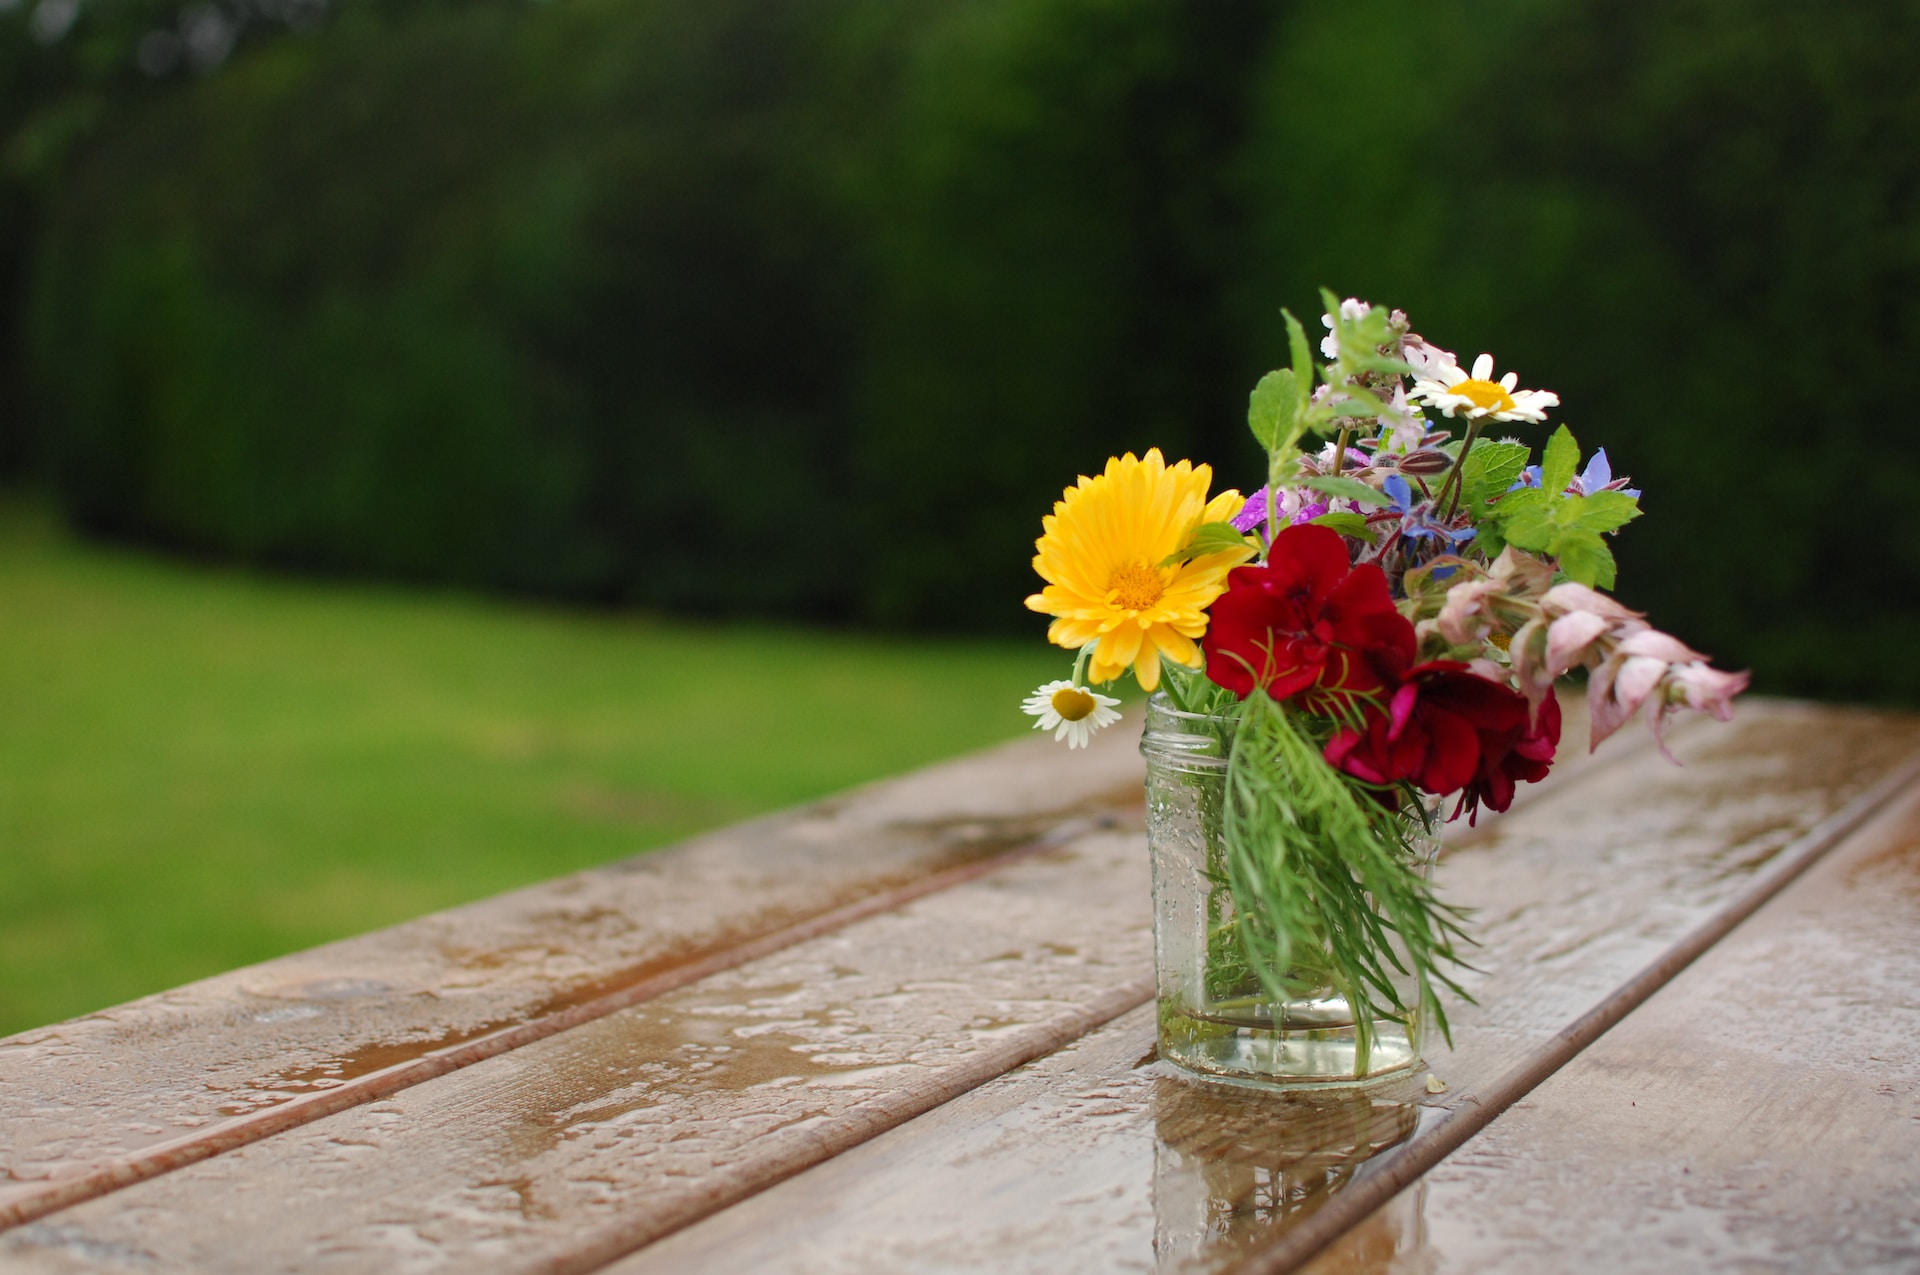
left=1021, top=680, right=1123, bottom=749
left=1409, top=352, right=1559, bottom=423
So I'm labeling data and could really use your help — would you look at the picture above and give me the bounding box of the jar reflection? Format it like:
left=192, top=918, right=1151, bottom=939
left=1150, top=1076, right=1429, bottom=1273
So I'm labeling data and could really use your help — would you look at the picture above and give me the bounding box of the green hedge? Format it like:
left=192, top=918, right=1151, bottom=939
left=23, top=0, right=1920, bottom=700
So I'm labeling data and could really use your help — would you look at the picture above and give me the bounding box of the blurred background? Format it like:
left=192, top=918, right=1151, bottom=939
left=4, top=0, right=1916, bottom=1031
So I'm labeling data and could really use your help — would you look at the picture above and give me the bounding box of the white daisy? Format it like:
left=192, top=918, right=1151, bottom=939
left=1021, top=680, right=1123, bottom=749
left=1409, top=352, right=1559, bottom=423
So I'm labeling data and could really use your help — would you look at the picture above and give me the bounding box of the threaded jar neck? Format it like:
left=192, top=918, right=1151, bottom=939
left=1139, top=693, right=1237, bottom=773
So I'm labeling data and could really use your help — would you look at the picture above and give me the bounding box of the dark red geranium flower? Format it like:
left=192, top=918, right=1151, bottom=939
left=1324, top=663, right=1560, bottom=823
left=1202, top=524, right=1416, bottom=712
left=1463, top=684, right=1560, bottom=821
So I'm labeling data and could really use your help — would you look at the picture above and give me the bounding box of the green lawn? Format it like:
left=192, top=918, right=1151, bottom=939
left=0, top=501, right=1071, bottom=1036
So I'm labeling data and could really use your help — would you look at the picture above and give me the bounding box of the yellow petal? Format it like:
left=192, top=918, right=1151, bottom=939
left=1134, top=643, right=1163, bottom=692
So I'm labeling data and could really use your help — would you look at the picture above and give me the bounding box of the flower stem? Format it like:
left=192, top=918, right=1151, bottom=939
left=1435, top=418, right=1485, bottom=518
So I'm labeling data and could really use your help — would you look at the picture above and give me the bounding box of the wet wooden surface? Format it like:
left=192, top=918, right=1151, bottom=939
left=0, top=726, right=1148, bottom=1226
left=1, top=696, right=1916, bottom=1273
left=611, top=700, right=1920, bottom=1274
left=1372, top=764, right=1920, bottom=1273
left=1, top=818, right=1159, bottom=1273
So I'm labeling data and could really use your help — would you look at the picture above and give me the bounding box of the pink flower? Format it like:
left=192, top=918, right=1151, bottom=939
left=1663, top=661, right=1749, bottom=720
left=1434, top=578, right=1506, bottom=646
left=1516, top=579, right=1749, bottom=755
left=1587, top=628, right=1733, bottom=757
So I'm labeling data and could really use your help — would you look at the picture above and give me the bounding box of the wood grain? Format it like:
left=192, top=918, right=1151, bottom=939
left=0, top=725, right=1148, bottom=1229
left=0, top=819, right=1159, bottom=1273
left=1332, top=771, right=1920, bottom=1273
left=606, top=701, right=1920, bottom=1274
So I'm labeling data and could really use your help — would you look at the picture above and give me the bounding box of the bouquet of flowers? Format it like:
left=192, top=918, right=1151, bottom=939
left=1020, top=293, right=1748, bottom=1082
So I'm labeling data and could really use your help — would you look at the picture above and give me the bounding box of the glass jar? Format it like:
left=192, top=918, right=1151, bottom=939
left=1141, top=694, right=1436, bottom=1089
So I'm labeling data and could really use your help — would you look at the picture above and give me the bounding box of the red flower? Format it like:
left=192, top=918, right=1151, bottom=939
left=1202, top=524, right=1416, bottom=712
left=1324, top=663, right=1560, bottom=822
left=1467, top=684, right=1560, bottom=819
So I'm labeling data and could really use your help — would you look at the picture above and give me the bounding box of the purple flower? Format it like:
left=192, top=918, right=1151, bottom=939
left=1572, top=448, right=1641, bottom=499
left=1231, top=485, right=1338, bottom=533
left=1510, top=448, right=1641, bottom=499
left=1230, top=487, right=1271, bottom=533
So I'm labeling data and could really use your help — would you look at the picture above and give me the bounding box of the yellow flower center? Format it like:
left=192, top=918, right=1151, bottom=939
left=1051, top=686, right=1099, bottom=722
left=1452, top=378, right=1518, bottom=414
left=1106, top=562, right=1166, bottom=612
left=1488, top=631, right=1512, bottom=652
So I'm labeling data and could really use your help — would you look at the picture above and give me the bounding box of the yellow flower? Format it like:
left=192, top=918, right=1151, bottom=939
left=1025, top=449, right=1250, bottom=692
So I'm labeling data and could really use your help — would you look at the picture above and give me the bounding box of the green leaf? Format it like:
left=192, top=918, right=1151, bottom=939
left=1499, top=498, right=1557, bottom=552
left=1302, top=475, right=1390, bottom=507
left=1485, top=484, right=1548, bottom=526
left=1157, top=520, right=1254, bottom=568
left=1282, top=309, right=1313, bottom=395
left=1309, top=511, right=1374, bottom=541
left=1539, top=425, right=1580, bottom=495
left=1347, top=353, right=1415, bottom=377
left=1459, top=441, right=1531, bottom=508
left=1553, top=531, right=1617, bottom=588
left=1326, top=393, right=1388, bottom=419
left=1247, top=369, right=1297, bottom=454
left=1568, top=489, right=1642, bottom=534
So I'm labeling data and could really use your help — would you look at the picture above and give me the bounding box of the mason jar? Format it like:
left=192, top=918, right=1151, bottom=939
left=1141, top=694, right=1436, bottom=1088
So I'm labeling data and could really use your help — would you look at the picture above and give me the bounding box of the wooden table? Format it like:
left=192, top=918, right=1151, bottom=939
left=3, top=696, right=1918, bottom=1273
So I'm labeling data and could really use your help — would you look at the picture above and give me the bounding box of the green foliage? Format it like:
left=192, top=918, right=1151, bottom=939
left=1158, top=519, right=1253, bottom=568
left=1220, top=691, right=1470, bottom=1064
left=1483, top=425, right=1640, bottom=586
left=1301, top=474, right=1390, bottom=507
left=1246, top=368, right=1298, bottom=455
left=12, top=0, right=1920, bottom=699
left=24, top=0, right=1285, bottom=626
left=1308, top=510, right=1373, bottom=540
left=1460, top=440, right=1531, bottom=515
left=1538, top=424, right=1580, bottom=496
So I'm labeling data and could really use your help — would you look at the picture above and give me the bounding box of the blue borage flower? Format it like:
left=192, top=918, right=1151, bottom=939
left=1511, top=447, right=1642, bottom=499
left=1382, top=473, right=1477, bottom=547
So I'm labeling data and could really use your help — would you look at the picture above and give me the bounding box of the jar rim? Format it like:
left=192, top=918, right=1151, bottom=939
left=1144, top=691, right=1236, bottom=725
left=1140, top=692, right=1236, bottom=769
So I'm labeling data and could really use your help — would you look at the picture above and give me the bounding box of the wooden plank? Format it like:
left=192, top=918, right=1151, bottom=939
left=0, top=725, right=1149, bottom=1229
left=1326, top=771, right=1920, bottom=1273
left=601, top=701, right=1920, bottom=1275
left=0, top=817, right=1159, bottom=1273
